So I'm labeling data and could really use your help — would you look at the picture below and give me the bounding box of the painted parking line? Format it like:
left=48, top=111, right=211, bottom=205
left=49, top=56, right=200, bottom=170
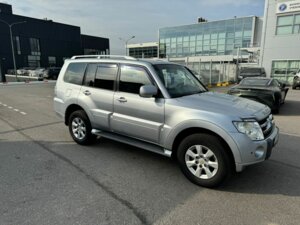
left=0, top=102, right=27, bottom=116
left=280, top=132, right=300, bottom=138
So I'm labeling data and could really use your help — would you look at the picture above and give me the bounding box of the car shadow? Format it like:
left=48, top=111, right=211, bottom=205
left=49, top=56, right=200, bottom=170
left=278, top=100, right=300, bottom=116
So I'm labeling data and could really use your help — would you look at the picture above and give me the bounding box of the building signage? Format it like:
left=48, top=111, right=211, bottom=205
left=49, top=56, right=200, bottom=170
left=277, top=0, right=300, bottom=14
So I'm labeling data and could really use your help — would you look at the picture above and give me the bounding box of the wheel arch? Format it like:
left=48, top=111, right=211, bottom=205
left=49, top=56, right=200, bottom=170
left=172, top=128, right=235, bottom=168
left=65, top=104, right=85, bottom=125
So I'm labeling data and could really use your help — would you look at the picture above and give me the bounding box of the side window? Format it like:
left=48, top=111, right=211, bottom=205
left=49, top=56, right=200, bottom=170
left=64, top=63, right=87, bottom=85
left=84, top=64, right=97, bottom=87
left=119, top=65, right=152, bottom=94
left=94, top=64, right=118, bottom=90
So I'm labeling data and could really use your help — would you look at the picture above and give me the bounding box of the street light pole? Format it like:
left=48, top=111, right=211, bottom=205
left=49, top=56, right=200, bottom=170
left=0, top=19, right=26, bottom=80
left=119, top=36, right=135, bottom=56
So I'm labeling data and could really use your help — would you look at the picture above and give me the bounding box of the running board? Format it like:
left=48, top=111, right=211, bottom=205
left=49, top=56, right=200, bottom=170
left=91, top=129, right=172, bottom=157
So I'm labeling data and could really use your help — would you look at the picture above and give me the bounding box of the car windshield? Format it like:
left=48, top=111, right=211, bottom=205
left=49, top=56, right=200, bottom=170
left=153, top=64, right=207, bottom=98
left=240, top=79, right=271, bottom=86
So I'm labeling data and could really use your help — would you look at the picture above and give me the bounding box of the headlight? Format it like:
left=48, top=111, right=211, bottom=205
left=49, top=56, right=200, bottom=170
left=233, top=121, right=264, bottom=141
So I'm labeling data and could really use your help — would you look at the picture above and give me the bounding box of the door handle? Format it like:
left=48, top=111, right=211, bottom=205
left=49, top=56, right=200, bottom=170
left=83, top=90, right=91, bottom=96
left=117, top=97, right=127, bottom=103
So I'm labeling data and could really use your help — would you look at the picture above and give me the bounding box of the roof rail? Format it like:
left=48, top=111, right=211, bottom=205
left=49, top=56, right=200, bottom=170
left=71, top=55, right=136, bottom=60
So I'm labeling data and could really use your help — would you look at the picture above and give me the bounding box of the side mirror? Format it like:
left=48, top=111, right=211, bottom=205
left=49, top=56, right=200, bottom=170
left=139, top=85, right=158, bottom=98
left=281, top=83, right=286, bottom=88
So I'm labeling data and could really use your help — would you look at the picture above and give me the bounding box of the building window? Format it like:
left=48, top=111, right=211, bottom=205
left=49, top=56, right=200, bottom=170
left=29, top=38, right=41, bottom=55
left=276, top=14, right=300, bottom=35
left=48, top=56, right=56, bottom=66
left=28, top=55, right=40, bottom=67
left=14, top=36, right=21, bottom=55
left=271, top=60, right=300, bottom=84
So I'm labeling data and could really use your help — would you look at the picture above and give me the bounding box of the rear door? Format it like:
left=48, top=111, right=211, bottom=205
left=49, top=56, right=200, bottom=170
left=111, top=64, right=165, bottom=144
left=77, top=63, right=118, bottom=130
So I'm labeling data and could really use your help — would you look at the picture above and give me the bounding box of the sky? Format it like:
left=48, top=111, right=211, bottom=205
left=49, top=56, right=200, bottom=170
left=5, top=0, right=265, bottom=54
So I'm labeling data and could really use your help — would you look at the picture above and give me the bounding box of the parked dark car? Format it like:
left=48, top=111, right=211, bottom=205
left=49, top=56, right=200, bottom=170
left=238, top=67, right=266, bottom=82
left=43, top=67, right=61, bottom=80
left=228, top=77, right=289, bottom=113
left=292, top=70, right=300, bottom=89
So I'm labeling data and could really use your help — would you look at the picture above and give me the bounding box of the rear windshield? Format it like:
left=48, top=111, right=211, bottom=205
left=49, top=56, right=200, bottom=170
left=240, top=79, right=270, bottom=86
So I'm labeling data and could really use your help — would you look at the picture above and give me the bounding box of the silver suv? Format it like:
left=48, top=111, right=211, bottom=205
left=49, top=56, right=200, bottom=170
left=54, top=55, right=279, bottom=187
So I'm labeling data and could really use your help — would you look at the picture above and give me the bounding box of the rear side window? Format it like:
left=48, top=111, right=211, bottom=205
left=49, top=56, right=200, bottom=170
left=94, top=64, right=118, bottom=90
left=63, top=63, right=87, bottom=85
left=119, top=65, right=152, bottom=94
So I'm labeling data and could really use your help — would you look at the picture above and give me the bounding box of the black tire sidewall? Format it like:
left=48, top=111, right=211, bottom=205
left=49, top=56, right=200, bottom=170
left=177, top=133, right=231, bottom=188
left=68, top=110, right=94, bottom=145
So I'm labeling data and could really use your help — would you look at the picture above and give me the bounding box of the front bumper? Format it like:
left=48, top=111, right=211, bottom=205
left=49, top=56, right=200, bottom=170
left=234, top=126, right=279, bottom=172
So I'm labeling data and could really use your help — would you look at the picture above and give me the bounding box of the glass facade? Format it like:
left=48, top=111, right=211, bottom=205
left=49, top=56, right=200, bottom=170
left=271, top=60, right=300, bottom=84
left=129, top=46, right=158, bottom=58
left=276, top=13, right=300, bottom=35
left=159, top=17, right=254, bottom=58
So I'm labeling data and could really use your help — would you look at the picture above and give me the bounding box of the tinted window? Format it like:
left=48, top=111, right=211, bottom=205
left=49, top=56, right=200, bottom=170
left=84, top=64, right=97, bottom=87
left=94, top=64, right=118, bottom=90
left=119, top=65, right=152, bottom=94
left=64, top=63, right=87, bottom=85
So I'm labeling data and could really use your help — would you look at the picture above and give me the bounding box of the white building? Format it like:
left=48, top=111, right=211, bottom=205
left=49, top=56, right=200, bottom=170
left=260, top=0, right=300, bottom=84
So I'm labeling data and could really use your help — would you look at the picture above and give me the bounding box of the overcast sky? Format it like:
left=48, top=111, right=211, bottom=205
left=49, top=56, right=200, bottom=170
left=6, top=0, right=265, bottom=54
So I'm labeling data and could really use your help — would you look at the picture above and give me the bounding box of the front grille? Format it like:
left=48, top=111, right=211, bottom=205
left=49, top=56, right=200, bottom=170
left=258, top=114, right=274, bottom=138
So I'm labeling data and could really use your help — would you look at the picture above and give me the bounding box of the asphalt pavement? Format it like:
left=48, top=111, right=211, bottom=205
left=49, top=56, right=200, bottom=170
left=0, top=83, right=300, bottom=225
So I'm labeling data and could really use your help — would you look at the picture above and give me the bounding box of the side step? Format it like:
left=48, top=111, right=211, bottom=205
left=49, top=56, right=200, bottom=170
left=91, top=129, right=172, bottom=157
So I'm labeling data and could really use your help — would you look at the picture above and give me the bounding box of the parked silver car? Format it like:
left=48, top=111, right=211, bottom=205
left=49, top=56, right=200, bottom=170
left=54, top=55, right=279, bottom=187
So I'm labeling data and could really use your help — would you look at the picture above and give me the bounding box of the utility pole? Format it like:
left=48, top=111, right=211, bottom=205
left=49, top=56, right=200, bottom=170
left=0, top=19, right=26, bottom=80
left=119, top=36, right=135, bottom=56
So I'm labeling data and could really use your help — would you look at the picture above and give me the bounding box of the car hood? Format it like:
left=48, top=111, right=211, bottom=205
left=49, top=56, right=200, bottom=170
left=173, top=91, right=270, bottom=121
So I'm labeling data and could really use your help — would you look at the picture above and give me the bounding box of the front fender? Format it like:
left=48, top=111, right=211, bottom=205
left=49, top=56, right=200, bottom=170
left=164, top=119, right=242, bottom=164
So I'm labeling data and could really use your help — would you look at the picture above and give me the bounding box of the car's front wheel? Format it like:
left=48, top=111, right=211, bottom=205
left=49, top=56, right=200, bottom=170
left=177, top=133, right=232, bottom=188
left=68, top=110, right=95, bottom=145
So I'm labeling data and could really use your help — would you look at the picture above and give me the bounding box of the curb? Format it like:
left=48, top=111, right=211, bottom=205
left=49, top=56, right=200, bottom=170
left=0, top=80, right=56, bottom=86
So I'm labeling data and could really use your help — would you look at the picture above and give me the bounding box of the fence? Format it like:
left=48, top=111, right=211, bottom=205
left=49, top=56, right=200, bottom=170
left=169, top=57, right=238, bottom=86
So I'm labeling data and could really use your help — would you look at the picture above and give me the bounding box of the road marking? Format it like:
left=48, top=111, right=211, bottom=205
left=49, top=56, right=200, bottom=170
left=280, top=132, right=300, bottom=138
left=0, top=102, right=27, bottom=115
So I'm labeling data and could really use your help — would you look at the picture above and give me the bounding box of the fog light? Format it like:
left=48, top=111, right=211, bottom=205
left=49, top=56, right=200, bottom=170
left=254, top=150, right=264, bottom=158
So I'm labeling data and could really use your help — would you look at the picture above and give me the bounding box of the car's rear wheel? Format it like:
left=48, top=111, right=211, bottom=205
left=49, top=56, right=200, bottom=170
left=177, top=133, right=232, bottom=188
left=68, top=110, right=95, bottom=145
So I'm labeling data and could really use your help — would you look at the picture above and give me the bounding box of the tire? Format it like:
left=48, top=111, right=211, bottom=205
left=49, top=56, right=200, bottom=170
left=177, top=133, right=232, bottom=188
left=292, top=86, right=296, bottom=90
left=68, top=110, right=95, bottom=145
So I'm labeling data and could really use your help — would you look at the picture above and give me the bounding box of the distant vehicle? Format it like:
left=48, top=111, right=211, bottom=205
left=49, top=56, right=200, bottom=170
left=16, top=67, right=35, bottom=76
left=54, top=55, right=279, bottom=188
left=43, top=67, right=61, bottom=80
left=228, top=77, right=289, bottom=113
left=292, top=69, right=300, bottom=90
left=29, top=68, right=45, bottom=80
left=238, top=67, right=266, bottom=82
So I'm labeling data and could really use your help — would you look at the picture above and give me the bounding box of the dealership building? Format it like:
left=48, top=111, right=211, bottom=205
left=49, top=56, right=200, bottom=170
left=260, top=0, right=300, bottom=84
left=128, top=0, right=300, bottom=84
left=0, top=2, right=109, bottom=75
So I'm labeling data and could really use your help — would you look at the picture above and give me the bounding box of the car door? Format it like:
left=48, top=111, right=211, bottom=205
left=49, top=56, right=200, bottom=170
left=77, top=63, right=118, bottom=130
left=111, top=64, right=165, bottom=144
